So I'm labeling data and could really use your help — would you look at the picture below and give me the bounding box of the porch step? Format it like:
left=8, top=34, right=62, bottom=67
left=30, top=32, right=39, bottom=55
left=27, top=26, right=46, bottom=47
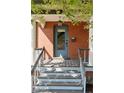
left=38, top=76, right=81, bottom=79
left=39, top=72, right=81, bottom=77
left=33, top=90, right=83, bottom=93
left=36, top=82, right=81, bottom=86
left=32, top=60, right=85, bottom=92
left=36, top=67, right=80, bottom=72
left=36, top=78, right=82, bottom=83
left=33, top=86, right=83, bottom=91
left=35, top=79, right=82, bottom=86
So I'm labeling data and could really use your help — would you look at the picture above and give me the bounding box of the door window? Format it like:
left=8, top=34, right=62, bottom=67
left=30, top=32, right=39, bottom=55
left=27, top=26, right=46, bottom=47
left=57, top=29, right=65, bottom=50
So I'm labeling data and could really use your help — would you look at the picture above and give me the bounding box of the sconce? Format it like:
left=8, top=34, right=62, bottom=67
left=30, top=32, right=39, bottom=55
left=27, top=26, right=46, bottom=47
left=71, top=36, right=76, bottom=42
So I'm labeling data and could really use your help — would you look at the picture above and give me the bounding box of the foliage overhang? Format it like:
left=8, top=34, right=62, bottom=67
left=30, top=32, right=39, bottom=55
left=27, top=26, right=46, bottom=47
left=31, top=0, right=93, bottom=25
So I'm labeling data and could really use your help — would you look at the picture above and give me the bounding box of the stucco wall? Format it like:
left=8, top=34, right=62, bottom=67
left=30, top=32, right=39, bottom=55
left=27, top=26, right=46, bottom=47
left=36, top=22, right=89, bottom=59
left=36, top=22, right=54, bottom=59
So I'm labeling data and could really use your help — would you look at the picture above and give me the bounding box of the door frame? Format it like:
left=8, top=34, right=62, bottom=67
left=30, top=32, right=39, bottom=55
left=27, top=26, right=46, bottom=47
left=53, top=24, right=69, bottom=58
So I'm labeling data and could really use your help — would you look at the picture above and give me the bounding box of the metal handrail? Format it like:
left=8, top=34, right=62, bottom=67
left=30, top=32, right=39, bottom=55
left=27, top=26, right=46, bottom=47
left=78, top=48, right=89, bottom=93
left=78, top=48, right=89, bottom=63
left=31, top=47, right=44, bottom=74
left=31, top=47, right=45, bottom=93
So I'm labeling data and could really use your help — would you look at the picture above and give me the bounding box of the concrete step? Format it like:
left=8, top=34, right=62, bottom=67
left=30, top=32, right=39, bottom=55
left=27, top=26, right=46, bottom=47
left=36, top=79, right=82, bottom=83
left=32, top=90, right=83, bottom=93
left=40, top=72, right=81, bottom=77
left=36, top=82, right=82, bottom=86
left=33, top=86, right=83, bottom=91
left=39, top=72, right=81, bottom=78
left=36, top=67, right=80, bottom=72
left=38, top=75, right=81, bottom=79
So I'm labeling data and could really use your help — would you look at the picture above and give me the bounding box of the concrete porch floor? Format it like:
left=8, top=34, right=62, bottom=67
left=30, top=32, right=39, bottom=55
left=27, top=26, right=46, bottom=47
left=40, top=58, right=93, bottom=71
left=41, top=58, right=80, bottom=67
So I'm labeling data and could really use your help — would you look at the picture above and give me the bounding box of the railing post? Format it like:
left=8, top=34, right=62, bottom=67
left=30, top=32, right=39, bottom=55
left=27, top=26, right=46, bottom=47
left=78, top=48, right=87, bottom=93
left=83, top=50, right=86, bottom=62
left=83, top=76, right=86, bottom=93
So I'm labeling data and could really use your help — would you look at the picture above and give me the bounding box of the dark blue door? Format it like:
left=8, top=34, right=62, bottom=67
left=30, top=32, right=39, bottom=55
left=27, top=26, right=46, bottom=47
left=55, top=25, right=68, bottom=58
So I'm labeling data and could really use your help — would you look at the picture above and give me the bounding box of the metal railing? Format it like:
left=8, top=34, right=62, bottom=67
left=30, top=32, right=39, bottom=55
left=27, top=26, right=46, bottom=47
left=78, top=48, right=89, bottom=64
left=31, top=47, right=45, bottom=74
left=78, top=48, right=89, bottom=93
left=31, top=47, right=45, bottom=92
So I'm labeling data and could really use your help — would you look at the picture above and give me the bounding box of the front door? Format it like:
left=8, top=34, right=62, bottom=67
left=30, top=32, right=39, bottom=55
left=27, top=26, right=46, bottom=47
left=54, top=25, right=68, bottom=58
